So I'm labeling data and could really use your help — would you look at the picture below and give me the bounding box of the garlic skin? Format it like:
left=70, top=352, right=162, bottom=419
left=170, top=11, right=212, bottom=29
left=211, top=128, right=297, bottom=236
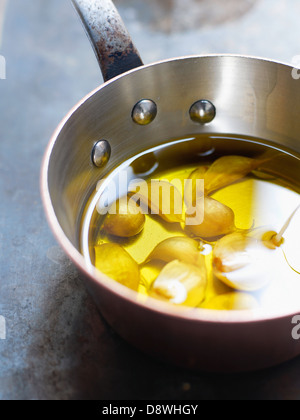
left=145, top=237, right=204, bottom=266
left=213, top=233, right=275, bottom=292
left=151, top=260, right=207, bottom=307
left=94, top=243, right=140, bottom=291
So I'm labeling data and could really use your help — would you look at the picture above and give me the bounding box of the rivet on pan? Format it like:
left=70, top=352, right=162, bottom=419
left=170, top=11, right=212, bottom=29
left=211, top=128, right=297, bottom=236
left=189, top=100, right=216, bottom=124
left=92, top=140, right=111, bottom=168
left=132, top=99, right=157, bottom=125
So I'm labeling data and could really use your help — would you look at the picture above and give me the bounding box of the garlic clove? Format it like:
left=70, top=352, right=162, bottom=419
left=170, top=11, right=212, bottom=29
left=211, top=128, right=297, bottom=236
left=94, top=243, right=140, bottom=291
left=201, top=292, right=259, bottom=311
left=213, top=233, right=275, bottom=292
left=145, top=236, right=204, bottom=266
left=204, top=155, right=262, bottom=195
left=185, top=196, right=236, bottom=239
left=130, top=180, right=183, bottom=223
left=185, top=166, right=208, bottom=208
left=151, top=260, right=207, bottom=307
left=102, top=197, right=146, bottom=238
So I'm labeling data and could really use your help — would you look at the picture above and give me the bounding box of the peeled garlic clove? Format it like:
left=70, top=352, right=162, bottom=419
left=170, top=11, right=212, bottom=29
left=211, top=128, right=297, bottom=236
left=151, top=260, right=207, bottom=307
left=213, top=233, right=251, bottom=272
left=204, top=155, right=262, bottom=195
left=185, top=166, right=208, bottom=208
left=146, top=236, right=204, bottom=266
left=130, top=180, right=183, bottom=223
left=94, top=243, right=140, bottom=291
left=185, top=196, right=236, bottom=239
left=102, top=197, right=145, bottom=238
left=213, top=233, right=275, bottom=292
left=201, top=292, right=259, bottom=311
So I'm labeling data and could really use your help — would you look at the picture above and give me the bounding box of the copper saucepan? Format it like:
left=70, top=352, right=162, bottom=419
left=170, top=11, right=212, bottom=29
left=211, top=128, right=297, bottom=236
left=41, top=0, right=300, bottom=372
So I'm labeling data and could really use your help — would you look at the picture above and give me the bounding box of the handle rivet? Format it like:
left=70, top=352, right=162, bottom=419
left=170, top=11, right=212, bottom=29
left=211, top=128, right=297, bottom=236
left=132, top=99, right=157, bottom=125
left=190, top=100, right=216, bottom=124
left=92, top=140, right=111, bottom=168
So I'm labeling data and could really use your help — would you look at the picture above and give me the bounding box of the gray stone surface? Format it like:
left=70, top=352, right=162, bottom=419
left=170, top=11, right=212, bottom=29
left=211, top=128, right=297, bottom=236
left=1, top=0, right=300, bottom=400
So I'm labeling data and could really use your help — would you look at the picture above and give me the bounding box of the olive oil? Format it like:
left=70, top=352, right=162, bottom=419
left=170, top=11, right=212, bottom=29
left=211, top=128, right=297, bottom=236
left=81, top=135, right=300, bottom=314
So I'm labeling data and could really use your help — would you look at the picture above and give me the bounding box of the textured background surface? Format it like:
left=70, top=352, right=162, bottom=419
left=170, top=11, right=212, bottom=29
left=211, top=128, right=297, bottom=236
left=1, top=0, right=300, bottom=400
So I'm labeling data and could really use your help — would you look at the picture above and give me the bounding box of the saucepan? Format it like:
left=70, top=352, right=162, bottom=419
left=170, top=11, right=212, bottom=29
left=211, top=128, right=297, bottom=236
left=41, top=0, right=300, bottom=372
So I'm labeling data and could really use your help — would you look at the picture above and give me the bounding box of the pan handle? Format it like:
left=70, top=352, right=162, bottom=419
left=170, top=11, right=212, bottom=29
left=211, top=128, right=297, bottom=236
left=71, top=0, right=143, bottom=82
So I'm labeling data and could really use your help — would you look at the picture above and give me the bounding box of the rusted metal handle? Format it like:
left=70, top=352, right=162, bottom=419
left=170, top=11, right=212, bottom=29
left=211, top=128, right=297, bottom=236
left=71, top=0, right=143, bottom=82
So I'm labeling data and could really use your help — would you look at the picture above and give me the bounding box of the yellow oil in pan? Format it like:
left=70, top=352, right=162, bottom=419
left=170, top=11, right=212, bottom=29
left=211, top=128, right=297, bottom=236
left=81, top=134, right=300, bottom=315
